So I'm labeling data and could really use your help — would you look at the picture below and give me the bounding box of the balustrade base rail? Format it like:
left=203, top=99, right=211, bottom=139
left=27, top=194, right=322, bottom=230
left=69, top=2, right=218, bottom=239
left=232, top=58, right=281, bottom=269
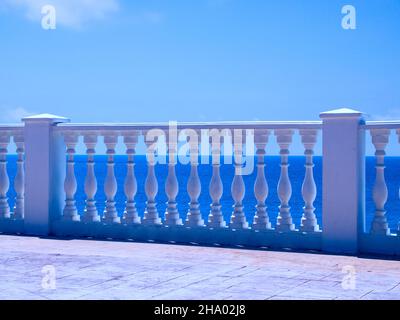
left=51, top=221, right=322, bottom=251
left=360, top=233, right=400, bottom=256
left=0, top=219, right=24, bottom=234
left=4, top=220, right=400, bottom=257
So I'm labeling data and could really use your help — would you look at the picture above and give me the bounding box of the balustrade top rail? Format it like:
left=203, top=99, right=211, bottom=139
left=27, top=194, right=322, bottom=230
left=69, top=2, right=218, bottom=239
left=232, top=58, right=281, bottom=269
left=4, top=121, right=400, bottom=131
left=54, top=120, right=322, bottom=132
left=364, top=121, right=400, bottom=129
left=0, top=125, right=23, bottom=132
left=5, top=120, right=400, bottom=131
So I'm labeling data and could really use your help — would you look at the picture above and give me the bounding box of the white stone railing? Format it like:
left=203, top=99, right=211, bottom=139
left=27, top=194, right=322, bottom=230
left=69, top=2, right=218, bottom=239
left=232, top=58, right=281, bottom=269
left=2, top=109, right=400, bottom=256
left=53, top=122, right=321, bottom=231
left=359, top=121, right=400, bottom=255
left=0, top=125, right=24, bottom=231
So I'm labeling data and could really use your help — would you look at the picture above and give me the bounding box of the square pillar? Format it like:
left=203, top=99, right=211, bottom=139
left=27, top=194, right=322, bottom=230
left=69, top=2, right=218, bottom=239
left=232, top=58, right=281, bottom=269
left=320, top=108, right=365, bottom=254
left=23, top=114, right=69, bottom=235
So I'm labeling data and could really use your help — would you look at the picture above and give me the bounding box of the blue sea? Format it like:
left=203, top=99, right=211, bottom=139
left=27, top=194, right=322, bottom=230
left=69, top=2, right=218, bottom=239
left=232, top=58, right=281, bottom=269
left=5, top=156, right=400, bottom=230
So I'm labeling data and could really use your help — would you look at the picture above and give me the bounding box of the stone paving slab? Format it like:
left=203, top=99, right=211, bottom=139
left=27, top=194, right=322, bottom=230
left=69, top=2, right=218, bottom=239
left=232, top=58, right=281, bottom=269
left=0, top=235, right=400, bottom=300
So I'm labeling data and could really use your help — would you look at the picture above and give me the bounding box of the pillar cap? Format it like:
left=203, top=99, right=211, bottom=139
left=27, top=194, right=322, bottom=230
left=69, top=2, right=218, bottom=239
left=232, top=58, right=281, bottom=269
left=22, top=113, right=70, bottom=124
left=320, top=108, right=364, bottom=119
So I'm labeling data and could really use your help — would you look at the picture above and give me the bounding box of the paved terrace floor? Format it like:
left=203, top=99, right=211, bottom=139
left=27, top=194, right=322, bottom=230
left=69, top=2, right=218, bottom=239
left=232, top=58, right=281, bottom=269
left=1, top=235, right=400, bottom=300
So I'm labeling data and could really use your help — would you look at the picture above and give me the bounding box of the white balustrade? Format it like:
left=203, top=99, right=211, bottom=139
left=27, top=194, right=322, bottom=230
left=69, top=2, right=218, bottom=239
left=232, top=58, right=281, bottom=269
left=299, top=129, right=319, bottom=232
left=103, top=133, right=120, bottom=223
left=10, top=109, right=400, bottom=256
left=370, top=129, right=390, bottom=235
left=123, top=132, right=141, bottom=224
left=208, top=136, right=226, bottom=228
left=143, top=137, right=162, bottom=225
left=185, top=131, right=204, bottom=227
left=13, top=134, right=24, bottom=219
left=164, top=132, right=182, bottom=226
left=275, top=129, right=295, bottom=232
left=252, top=129, right=271, bottom=230
left=0, top=133, right=10, bottom=218
left=229, top=131, right=248, bottom=229
left=82, top=134, right=100, bottom=222
left=63, top=133, right=80, bottom=221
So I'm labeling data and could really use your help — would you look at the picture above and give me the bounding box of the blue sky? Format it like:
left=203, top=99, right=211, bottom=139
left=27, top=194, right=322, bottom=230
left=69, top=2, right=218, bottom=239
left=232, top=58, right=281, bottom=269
left=0, top=0, right=399, bottom=154
left=1, top=0, right=399, bottom=122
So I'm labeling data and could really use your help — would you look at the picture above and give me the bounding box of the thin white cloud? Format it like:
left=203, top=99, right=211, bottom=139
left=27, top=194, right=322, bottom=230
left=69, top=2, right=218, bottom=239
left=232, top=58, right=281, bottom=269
left=140, top=11, right=163, bottom=24
left=207, top=0, right=233, bottom=8
left=4, top=0, right=119, bottom=29
left=370, top=109, right=400, bottom=121
left=0, top=106, right=35, bottom=123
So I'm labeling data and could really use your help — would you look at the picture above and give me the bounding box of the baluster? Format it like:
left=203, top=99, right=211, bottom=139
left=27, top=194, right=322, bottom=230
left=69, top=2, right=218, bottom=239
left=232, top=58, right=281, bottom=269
left=252, top=129, right=271, bottom=230
left=185, top=132, right=204, bottom=227
left=13, top=134, right=24, bottom=219
left=371, top=129, right=390, bottom=235
left=230, top=130, right=248, bottom=229
left=208, top=136, right=226, bottom=228
left=299, top=129, right=319, bottom=232
left=0, top=133, right=10, bottom=219
left=82, top=134, right=100, bottom=222
left=123, top=131, right=140, bottom=224
left=143, top=136, right=162, bottom=225
left=275, top=129, right=295, bottom=231
left=62, top=133, right=80, bottom=221
left=164, top=132, right=182, bottom=226
left=103, top=133, right=120, bottom=223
